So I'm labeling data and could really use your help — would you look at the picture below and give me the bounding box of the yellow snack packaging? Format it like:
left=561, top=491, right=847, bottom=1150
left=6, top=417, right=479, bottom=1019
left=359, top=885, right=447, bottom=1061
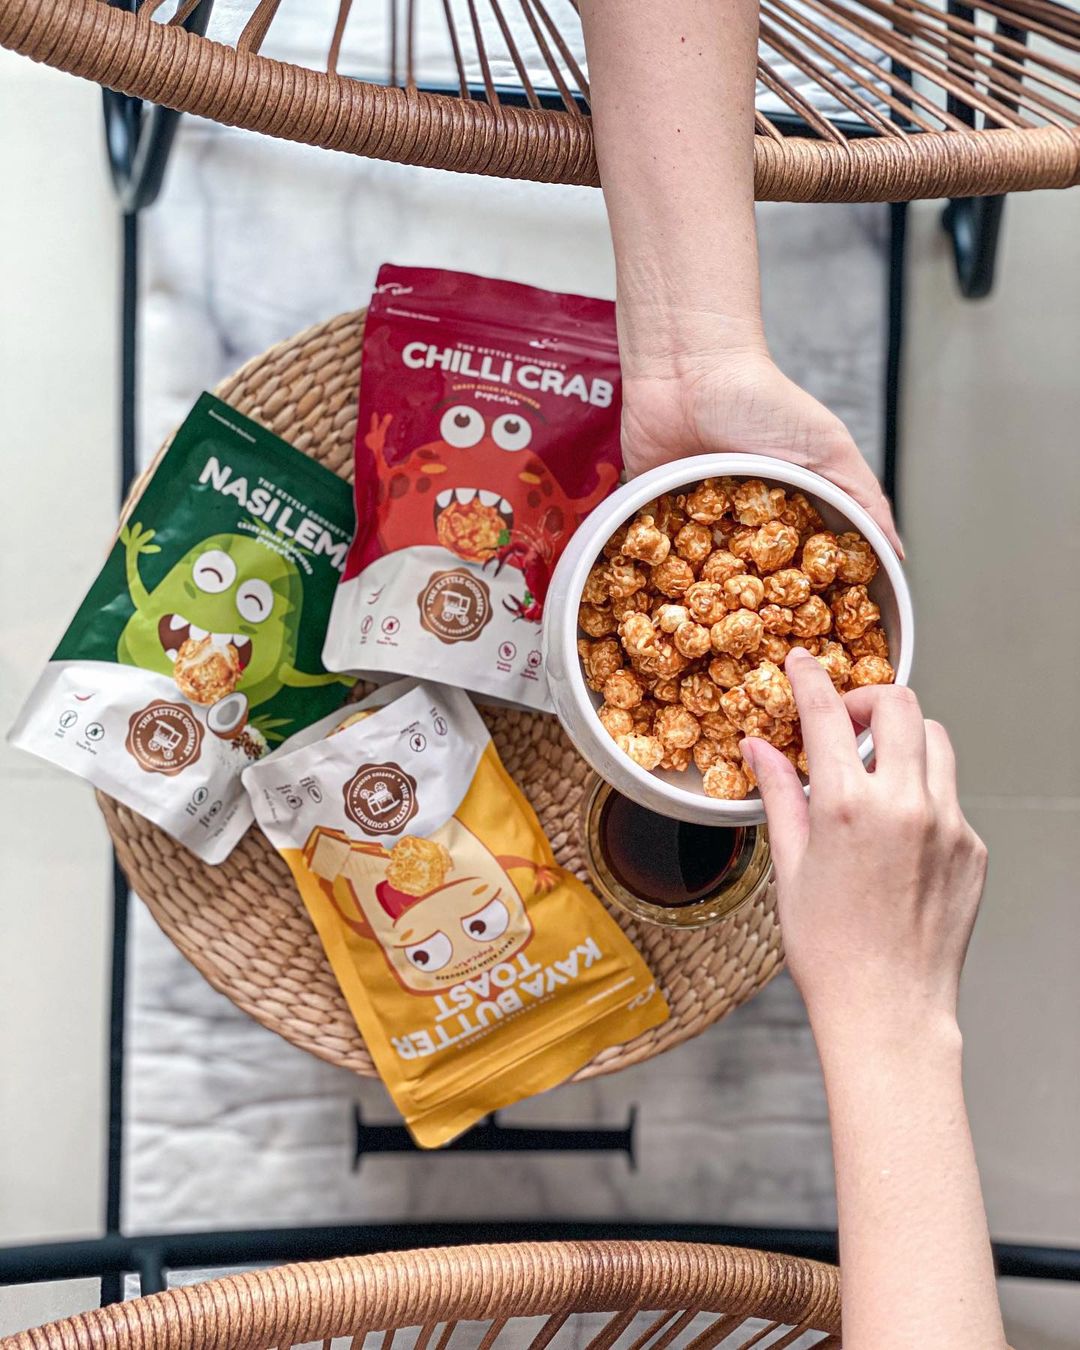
left=244, top=682, right=668, bottom=1146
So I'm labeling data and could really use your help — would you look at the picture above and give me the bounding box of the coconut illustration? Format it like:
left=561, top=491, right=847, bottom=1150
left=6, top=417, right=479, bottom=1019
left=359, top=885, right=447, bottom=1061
left=207, top=691, right=249, bottom=741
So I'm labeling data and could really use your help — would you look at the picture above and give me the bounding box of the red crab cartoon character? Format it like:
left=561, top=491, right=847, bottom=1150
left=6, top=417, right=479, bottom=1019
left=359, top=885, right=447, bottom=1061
left=364, top=405, right=619, bottom=622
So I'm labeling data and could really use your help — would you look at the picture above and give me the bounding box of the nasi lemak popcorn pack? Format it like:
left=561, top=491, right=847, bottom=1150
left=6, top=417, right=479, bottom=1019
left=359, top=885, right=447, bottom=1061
left=244, top=681, right=667, bottom=1146
left=9, top=394, right=354, bottom=863
left=322, top=265, right=623, bottom=712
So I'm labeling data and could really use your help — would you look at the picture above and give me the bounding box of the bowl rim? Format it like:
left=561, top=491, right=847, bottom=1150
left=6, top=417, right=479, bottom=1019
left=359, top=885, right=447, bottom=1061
left=545, top=453, right=915, bottom=823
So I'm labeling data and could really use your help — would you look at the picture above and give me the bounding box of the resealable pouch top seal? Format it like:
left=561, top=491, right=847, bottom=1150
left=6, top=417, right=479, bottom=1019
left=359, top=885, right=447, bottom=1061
left=244, top=680, right=668, bottom=1146
left=322, top=264, right=623, bottom=712
left=9, top=393, right=354, bottom=864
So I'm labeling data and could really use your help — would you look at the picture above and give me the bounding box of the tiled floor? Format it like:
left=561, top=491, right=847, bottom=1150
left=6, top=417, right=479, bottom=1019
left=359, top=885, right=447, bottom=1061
left=2, top=47, right=1079, bottom=1349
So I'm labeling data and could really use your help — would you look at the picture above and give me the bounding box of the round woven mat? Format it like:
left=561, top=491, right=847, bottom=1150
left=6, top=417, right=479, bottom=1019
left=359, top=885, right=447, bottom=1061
left=100, top=308, right=784, bottom=1082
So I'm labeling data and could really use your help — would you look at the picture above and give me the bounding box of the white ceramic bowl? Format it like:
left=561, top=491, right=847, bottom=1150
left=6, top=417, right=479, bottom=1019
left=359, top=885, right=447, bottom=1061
left=544, top=454, right=914, bottom=826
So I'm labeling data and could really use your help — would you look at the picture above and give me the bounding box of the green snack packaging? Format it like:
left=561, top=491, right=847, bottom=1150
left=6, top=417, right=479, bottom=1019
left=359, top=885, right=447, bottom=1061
left=9, top=393, right=355, bottom=864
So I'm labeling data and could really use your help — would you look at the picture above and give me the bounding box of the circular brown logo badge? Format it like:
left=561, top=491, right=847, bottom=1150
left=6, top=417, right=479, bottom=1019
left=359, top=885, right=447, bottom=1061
left=126, top=701, right=203, bottom=776
left=343, top=762, right=419, bottom=835
left=418, top=570, right=493, bottom=644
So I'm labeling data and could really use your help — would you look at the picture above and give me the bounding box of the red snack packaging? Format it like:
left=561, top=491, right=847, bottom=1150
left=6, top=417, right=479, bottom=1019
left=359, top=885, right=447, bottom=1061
left=323, top=264, right=623, bottom=711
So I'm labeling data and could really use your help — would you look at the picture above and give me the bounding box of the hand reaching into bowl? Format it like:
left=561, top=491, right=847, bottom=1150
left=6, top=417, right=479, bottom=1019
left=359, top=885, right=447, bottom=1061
left=742, top=650, right=1004, bottom=1349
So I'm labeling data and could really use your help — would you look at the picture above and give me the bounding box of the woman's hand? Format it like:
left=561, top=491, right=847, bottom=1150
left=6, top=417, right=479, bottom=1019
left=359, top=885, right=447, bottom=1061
left=622, top=350, right=902, bottom=555
left=741, top=648, right=986, bottom=1042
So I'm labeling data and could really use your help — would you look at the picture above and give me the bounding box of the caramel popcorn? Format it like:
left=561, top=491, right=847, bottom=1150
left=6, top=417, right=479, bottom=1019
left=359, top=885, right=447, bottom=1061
left=579, top=637, right=624, bottom=691
left=744, top=661, right=797, bottom=721
left=684, top=479, right=731, bottom=524
left=602, top=668, right=647, bottom=710
left=791, top=596, right=832, bottom=638
left=759, top=603, right=794, bottom=635
left=699, top=549, right=743, bottom=585
left=578, top=605, right=617, bottom=638
left=674, top=521, right=714, bottom=565
left=749, top=521, right=800, bottom=573
left=674, top=620, right=712, bottom=660
left=616, top=732, right=664, bottom=770
left=582, top=474, right=889, bottom=797
left=722, top=574, right=765, bottom=612
left=801, top=532, right=841, bottom=589
left=836, top=531, right=880, bottom=585
left=732, top=478, right=786, bottom=526
left=651, top=555, right=696, bottom=597
left=763, top=568, right=812, bottom=607
left=623, top=514, right=672, bottom=566
left=679, top=671, right=723, bottom=717
left=386, top=836, right=453, bottom=898
left=173, top=636, right=241, bottom=706
left=831, top=585, right=880, bottom=642
left=711, top=609, right=765, bottom=658
left=702, top=761, right=751, bottom=800
left=850, top=655, right=895, bottom=687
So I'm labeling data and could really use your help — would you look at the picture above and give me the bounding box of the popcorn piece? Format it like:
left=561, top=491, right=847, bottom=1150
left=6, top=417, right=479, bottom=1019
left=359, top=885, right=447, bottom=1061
left=759, top=633, right=791, bottom=664
left=611, top=591, right=651, bottom=621
left=602, top=668, right=647, bottom=710
left=763, top=568, right=812, bottom=608
left=650, top=493, right=689, bottom=535
left=619, top=611, right=660, bottom=659
left=679, top=671, right=723, bottom=717
left=727, top=526, right=757, bottom=561
left=693, top=737, right=731, bottom=773
left=702, top=762, right=751, bottom=801
left=791, top=596, right=832, bottom=638
left=604, top=559, right=647, bottom=599
left=660, top=747, right=693, bottom=773
left=801, top=532, right=841, bottom=589
left=579, top=637, right=623, bottom=691
left=850, top=655, right=896, bottom=687
left=581, top=563, right=610, bottom=606
left=656, top=603, right=690, bottom=633
left=816, top=640, right=853, bottom=690
left=684, top=479, right=731, bottom=524
left=831, top=585, right=881, bottom=642
left=387, top=836, right=454, bottom=897
left=623, top=514, right=672, bottom=566
left=616, top=733, right=664, bottom=770
left=674, top=520, right=714, bottom=565
left=759, top=603, right=794, bottom=635
left=848, top=626, right=890, bottom=660
left=732, top=478, right=786, bottom=526
left=780, top=491, right=824, bottom=538
left=601, top=524, right=628, bottom=559
left=711, top=609, right=764, bottom=658
left=173, top=636, right=241, bottom=705
left=633, top=700, right=657, bottom=733
left=699, top=710, right=742, bottom=756
left=597, top=704, right=635, bottom=739
left=744, top=660, right=797, bottom=721
left=835, top=531, right=880, bottom=585
left=651, top=556, right=696, bottom=597
left=699, top=549, right=743, bottom=585
left=578, top=604, right=617, bottom=638
left=645, top=640, right=691, bottom=680
left=720, top=687, right=793, bottom=745
left=684, top=581, right=727, bottom=626
left=655, top=704, right=702, bottom=750
left=708, top=653, right=750, bottom=689
left=674, top=620, right=712, bottom=660
left=648, top=676, right=682, bottom=704
left=749, top=521, right=800, bottom=573
left=789, top=636, right=825, bottom=656
left=722, top=573, right=765, bottom=612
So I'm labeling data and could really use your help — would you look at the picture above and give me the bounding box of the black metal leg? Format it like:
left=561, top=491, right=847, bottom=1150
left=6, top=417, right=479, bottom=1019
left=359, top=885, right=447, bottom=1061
left=941, top=195, right=1007, bottom=300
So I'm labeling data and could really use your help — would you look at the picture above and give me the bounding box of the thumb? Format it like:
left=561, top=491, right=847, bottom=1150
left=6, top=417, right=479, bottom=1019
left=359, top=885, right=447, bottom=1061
left=742, top=738, right=809, bottom=880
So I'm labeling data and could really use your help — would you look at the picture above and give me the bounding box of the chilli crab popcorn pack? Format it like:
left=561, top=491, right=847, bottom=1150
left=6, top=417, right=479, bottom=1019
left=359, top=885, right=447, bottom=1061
left=323, top=265, right=623, bottom=711
left=245, top=682, right=667, bottom=1146
left=9, top=394, right=354, bottom=863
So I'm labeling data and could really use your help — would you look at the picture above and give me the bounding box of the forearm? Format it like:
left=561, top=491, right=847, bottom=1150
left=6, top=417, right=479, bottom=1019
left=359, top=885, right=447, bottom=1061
left=816, top=1012, right=1006, bottom=1350
left=579, top=0, right=764, bottom=379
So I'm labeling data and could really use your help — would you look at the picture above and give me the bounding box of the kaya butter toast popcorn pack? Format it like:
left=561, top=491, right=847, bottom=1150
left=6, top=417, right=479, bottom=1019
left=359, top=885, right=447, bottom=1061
left=244, top=681, right=667, bottom=1146
left=9, top=394, right=354, bottom=864
left=322, top=264, right=623, bottom=712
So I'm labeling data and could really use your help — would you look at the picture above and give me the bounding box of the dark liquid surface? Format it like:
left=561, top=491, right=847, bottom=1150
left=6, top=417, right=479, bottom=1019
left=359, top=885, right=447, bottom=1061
left=597, top=793, right=744, bottom=908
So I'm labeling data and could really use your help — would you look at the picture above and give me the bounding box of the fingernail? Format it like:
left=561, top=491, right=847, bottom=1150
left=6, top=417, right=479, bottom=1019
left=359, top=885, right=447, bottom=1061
left=786, top=646, right=814, bottom=664
left=740, top=739, right=758, bottom=771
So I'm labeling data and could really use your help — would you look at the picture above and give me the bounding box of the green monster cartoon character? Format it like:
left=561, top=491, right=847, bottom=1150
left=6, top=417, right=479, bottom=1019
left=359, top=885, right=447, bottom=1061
left=117, top=524, right=346, bottom=732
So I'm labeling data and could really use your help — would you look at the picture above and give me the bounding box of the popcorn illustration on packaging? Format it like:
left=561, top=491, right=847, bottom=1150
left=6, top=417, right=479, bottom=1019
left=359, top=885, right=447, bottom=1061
left=322, top=265, right=623, bottom=711
left=9, top=394, right=354, bottom=863
left=244, top=682, right=667, bottom=1146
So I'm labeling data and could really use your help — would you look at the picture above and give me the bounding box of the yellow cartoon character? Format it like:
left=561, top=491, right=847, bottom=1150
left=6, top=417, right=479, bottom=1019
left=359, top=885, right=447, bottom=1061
left=303, top=823, right=554, bottom=995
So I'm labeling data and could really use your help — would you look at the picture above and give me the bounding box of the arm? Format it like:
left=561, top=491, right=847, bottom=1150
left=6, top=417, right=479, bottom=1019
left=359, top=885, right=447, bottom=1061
left=742, top=651, right=1003, bottom=1349
left=578, top=2, right=900, bottom=551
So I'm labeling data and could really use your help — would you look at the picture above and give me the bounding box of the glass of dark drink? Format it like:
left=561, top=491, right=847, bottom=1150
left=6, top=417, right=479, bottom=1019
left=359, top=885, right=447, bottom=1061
left=583, top=778, right=773, bottom=928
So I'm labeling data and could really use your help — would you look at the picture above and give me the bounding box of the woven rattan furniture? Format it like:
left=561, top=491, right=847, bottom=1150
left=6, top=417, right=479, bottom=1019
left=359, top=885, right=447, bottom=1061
left=101, top=307, right=784, bottom=1083
left=2, top=0, right=1078, bottom=202
left=0, top=1240, right=843, bottom=1349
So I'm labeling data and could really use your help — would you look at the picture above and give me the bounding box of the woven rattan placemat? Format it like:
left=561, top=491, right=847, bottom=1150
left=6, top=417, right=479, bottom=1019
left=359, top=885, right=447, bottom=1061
left=100, top=309, right=783, bottom=1081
